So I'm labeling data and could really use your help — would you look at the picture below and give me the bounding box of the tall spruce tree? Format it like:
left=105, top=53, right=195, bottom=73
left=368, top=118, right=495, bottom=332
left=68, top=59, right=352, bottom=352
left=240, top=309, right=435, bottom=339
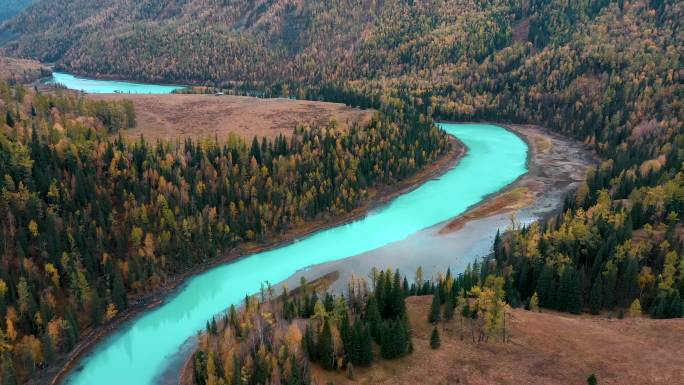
left=536, top=264, right=554, bottom=308
left=589, top=276, right=603, bottom=315
left=430, top=327, right=441, bottom=349
left=317, top=319, right=334, bottom=369
left=429, top=291, right=441, bottom=323
left=443, top=292, right=455, bottom=321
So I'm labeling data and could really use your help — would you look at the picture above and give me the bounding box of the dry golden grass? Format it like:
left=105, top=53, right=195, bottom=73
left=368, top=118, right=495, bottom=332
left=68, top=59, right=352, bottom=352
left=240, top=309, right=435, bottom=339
left=88, top=93, right=374, bottom=141
left=0, top=56, right=49, bottom=82
left=312, top=296, right=684, bottom=385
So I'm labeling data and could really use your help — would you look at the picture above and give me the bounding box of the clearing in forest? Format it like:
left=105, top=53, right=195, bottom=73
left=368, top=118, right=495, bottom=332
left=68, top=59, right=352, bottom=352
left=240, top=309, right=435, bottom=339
left=88, top=93, right=374, bottom=141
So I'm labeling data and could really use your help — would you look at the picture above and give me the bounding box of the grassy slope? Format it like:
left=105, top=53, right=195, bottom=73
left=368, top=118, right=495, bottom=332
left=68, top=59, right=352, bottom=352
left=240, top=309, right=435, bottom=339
left=312, top=296, right=684, bottom=385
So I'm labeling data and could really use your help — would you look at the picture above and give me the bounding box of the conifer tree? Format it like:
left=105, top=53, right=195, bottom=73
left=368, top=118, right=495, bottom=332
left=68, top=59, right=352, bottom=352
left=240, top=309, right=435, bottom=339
left=358, top=323, right=373, bottom=366
left=303, top=324, right=316, bottom=361
left=287, top=356, right=302, bottom=385
left=587, top=374, right=598, bottom=385
left=317, top=320, right=334, bottom=369
left=589, top=276, right=603, bottom=315
left=41, top=332, right=55, bottom=364
left=430, top=327, right=441, bottom=349
left=1, top=354, right=18, bottom=385
left=536, top=264, right=554, bottom=308
left=443, top=293, right=455, bottom=321
left=567, top=268, right=583, bottom=314
left=232, top=354, right=242, bottom=385
left=429, top=291, right=441, bottom=323
left=340, top=313, right=352, bottom=364
left=365, top=296, right=381, bottom=341
left=603, top=264, right=618, bottom=309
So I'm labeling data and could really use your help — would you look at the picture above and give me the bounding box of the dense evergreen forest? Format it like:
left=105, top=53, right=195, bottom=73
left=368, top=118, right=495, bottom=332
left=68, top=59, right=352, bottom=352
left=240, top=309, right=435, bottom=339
left=190, top=266, right=510, bottom=385
left=0, top=82, right=448, bottom=383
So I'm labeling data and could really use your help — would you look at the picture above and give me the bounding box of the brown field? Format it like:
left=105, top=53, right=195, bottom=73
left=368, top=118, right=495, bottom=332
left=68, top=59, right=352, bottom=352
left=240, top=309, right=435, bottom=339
left=88, top=93, right=374, bottom=141
left=313, top=296, right=684, bottom=385
left=0, top=56, right=50, bottom=83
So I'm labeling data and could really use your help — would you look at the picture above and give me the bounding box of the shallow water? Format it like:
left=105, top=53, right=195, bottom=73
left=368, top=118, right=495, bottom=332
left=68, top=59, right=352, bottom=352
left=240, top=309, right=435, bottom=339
left=48, top=72, right=184, bottom=94
left=63, top=123, right=527, bottom=385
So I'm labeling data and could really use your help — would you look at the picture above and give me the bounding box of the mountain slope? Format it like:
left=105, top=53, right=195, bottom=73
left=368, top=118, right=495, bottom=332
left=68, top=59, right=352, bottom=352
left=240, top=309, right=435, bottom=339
left=0, top=0, right=514, bottom=83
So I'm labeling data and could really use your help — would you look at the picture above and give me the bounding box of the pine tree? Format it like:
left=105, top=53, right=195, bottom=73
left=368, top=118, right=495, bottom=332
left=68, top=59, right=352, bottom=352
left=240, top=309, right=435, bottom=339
left=41, top=332, right=56, bottom=364
left=340, top=313, right=352, bottom=364
left=536, top=264, right=554, bottom=308
left=589, top=276, right=603, bottom=315
left=232, top=354, right=242, bottom=385
left=567, top=268, right=583, bottom=314
left=1, top=354, right=18, bottom=385
left=5, top=111, right=14, bottom=128
left=90, top=289, right=105, bottom=326
left=603, top=264, right=618, bottom=309
left=587, top=373, right=598, bottom=385
left=391, top=269, right=406, bottom=318
left=430, top=327, right=441, bottom=349
left=112, top=270, right=128, bottom=311
left=429, top=291, right=441, bottom=323
left=211, top=317, right=218, bottom=334
left=558, top=267, right=582, bottom=314
left=443, top=292, right=455, bottom=321
left=303, top=324, right=316, bottom=361
left=287, top=356, right=303, bottom=385
left=617, top=258, right=639, bottom=306
left=317, top=319, right=334, bottom=369
left=359, top=323, right=373, bottom=366
left=365, top=296, right=381, bottom=341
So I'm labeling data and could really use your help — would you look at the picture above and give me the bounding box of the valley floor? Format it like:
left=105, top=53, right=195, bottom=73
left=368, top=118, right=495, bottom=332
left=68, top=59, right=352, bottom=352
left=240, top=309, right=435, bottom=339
left=289, top=123, right=594, bottom=293
left=88, top=93, right=374, bottom=140
left=45, top=132, right=465, bottom=385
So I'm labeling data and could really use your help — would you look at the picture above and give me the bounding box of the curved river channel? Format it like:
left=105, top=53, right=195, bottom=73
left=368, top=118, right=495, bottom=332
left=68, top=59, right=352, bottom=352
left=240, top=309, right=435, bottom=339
left=63, top=122, right=527, bottom=385
left=52, top=72, right=528, bottom=385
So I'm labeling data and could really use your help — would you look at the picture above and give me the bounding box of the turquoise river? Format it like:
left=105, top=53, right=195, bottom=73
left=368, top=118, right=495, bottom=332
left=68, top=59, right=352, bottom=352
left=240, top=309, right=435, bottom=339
left=48, top=72, right=184, bottom=93
left=63, top=122, right=527, bottom=385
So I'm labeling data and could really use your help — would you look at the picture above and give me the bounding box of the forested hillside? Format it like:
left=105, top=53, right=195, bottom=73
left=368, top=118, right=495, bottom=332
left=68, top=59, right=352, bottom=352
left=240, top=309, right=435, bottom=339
left=0, top=82, right=447, bottom=383
left=0, top=0, right=515, bottom=84
left=0, top=0, right=683, bottom=383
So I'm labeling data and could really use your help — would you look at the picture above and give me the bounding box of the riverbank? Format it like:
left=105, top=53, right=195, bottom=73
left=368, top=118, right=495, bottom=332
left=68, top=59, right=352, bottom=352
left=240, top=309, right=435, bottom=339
left=284, top=123, right=593, bottom=294
left=172, top=120, right=600, bottom=385
left=43, top=135, right=465, bottom=385
left=440, top=123, right=594, bottom=234
left=177, top=270, right=342, bottom=385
